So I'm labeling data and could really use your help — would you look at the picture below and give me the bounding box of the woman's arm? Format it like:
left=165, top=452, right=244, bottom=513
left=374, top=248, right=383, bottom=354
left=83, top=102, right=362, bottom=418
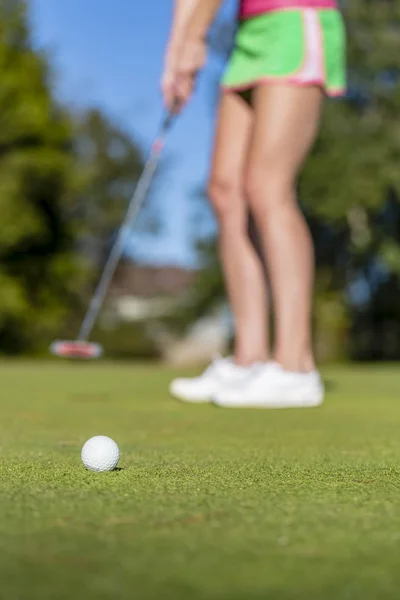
left=162, top=1, right=198, bottom=109
left=162, top=0, right=224, bottom=111
left=165, top=0, right=198, bottom=68
left=184, top=0, right=224, bottom=43
left=173, top=0, right=224, bottom=108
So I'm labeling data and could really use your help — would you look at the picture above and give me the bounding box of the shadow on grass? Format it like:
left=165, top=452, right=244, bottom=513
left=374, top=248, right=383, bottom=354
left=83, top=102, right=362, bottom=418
left=323, top=379, right=338, bottom=392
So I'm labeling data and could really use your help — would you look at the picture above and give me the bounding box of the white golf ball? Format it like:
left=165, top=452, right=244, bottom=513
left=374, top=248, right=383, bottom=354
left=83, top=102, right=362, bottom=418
left=81, top=436, right=120, bottom=472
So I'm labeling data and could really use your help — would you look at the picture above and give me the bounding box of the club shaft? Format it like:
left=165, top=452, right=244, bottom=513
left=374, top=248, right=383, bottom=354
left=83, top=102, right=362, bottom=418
left=77, top=117, right=172, bottom=342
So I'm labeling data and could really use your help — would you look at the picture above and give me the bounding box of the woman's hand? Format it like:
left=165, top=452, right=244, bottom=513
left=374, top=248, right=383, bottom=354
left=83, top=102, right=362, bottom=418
left=161, top=63, right=178, bottom=113
left=161, top=37, right=207, bottom=113
left=161, top=39, right=180, bottom=112
left=174, top=38, right=207, bottom=110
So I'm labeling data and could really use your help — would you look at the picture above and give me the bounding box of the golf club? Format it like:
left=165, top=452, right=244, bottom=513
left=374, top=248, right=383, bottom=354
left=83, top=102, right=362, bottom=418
left=50, top=108, right=176, bottom=359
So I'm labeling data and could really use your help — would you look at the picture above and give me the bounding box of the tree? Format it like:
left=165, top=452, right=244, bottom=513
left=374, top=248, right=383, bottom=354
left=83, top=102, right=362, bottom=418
left=0, top=1, right=152, bottom=355
left=0, top=0, right=81, bottom=353
left=300, top=0, right=400, bottom=360
left=72, top=109, right=145, bottom=269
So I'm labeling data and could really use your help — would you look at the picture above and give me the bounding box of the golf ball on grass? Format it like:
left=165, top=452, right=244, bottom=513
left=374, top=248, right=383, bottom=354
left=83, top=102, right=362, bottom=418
left=81, top=436, right=120, bottom=472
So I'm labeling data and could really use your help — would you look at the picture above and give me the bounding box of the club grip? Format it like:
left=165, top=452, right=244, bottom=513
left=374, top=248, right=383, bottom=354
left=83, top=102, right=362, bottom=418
left=161, top=98, right=180, bottom=132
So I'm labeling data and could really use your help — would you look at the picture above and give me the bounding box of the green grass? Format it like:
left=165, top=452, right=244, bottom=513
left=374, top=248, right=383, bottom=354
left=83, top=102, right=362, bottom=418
left=1, top=362, right=400, bottom=600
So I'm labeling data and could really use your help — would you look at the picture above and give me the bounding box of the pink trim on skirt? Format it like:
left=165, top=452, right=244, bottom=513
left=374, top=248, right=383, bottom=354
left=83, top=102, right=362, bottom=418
left=240, top=0, right=337, bottom=19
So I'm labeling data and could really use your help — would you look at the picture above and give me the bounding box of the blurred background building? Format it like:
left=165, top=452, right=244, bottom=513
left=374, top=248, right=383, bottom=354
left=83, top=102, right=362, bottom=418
left=1, top=0, right=400, bottom=364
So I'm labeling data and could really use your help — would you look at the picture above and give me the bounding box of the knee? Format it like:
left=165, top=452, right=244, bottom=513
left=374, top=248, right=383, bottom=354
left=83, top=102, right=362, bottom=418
left=208, top=176, right=243, bottom=225
left=245, top=163, right=294, bottom=219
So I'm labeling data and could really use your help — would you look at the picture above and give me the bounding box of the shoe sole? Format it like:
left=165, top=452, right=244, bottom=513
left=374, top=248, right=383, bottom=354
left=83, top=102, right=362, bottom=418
left=212, top=392, right=324, bottom=409
left=213, top=400, right=323, bottom=409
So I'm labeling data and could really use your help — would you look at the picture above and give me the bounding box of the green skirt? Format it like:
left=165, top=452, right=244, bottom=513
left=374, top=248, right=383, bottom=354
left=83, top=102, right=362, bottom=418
left=222, top=8, right=346, bottom=97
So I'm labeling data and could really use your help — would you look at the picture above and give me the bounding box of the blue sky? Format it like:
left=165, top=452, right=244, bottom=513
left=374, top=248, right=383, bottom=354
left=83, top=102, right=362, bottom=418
left=29, top=0, right=237, bottom=267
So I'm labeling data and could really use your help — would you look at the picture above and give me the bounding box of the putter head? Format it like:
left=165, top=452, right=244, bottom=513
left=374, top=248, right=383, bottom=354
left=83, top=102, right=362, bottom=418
left=49, top=340, right=103, bottom=360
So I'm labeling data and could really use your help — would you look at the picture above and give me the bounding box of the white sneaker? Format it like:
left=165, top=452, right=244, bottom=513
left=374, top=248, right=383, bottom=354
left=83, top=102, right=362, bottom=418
left=169, top=357, right=262, bottom=404
left=212, top=363, right=324, bottom=409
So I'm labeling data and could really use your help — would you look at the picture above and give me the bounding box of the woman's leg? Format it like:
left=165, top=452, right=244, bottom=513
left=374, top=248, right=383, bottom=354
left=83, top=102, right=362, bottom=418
left=245, top=84, right=323, bottom=372
left=169, top=91, right=269, bottom=403
left=209, top=91, right=269, bottom=365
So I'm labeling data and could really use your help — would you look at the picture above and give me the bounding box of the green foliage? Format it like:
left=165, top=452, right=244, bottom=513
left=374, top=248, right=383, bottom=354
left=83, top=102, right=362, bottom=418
left=0, top=0, right=149, bottom=355
left=302, top=2, right=400, bottom=220
left=0, top=0, right=82, bottom=353
left=73, top=110, right=144, bottom=247
left=301, top=1, right=400, bottom=360
left=69, top=109, right=146, bottom=309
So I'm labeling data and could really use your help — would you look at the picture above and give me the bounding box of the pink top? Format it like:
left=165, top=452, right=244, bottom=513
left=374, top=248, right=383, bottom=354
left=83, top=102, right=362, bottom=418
left=240, top=0, right=337, bottom=18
